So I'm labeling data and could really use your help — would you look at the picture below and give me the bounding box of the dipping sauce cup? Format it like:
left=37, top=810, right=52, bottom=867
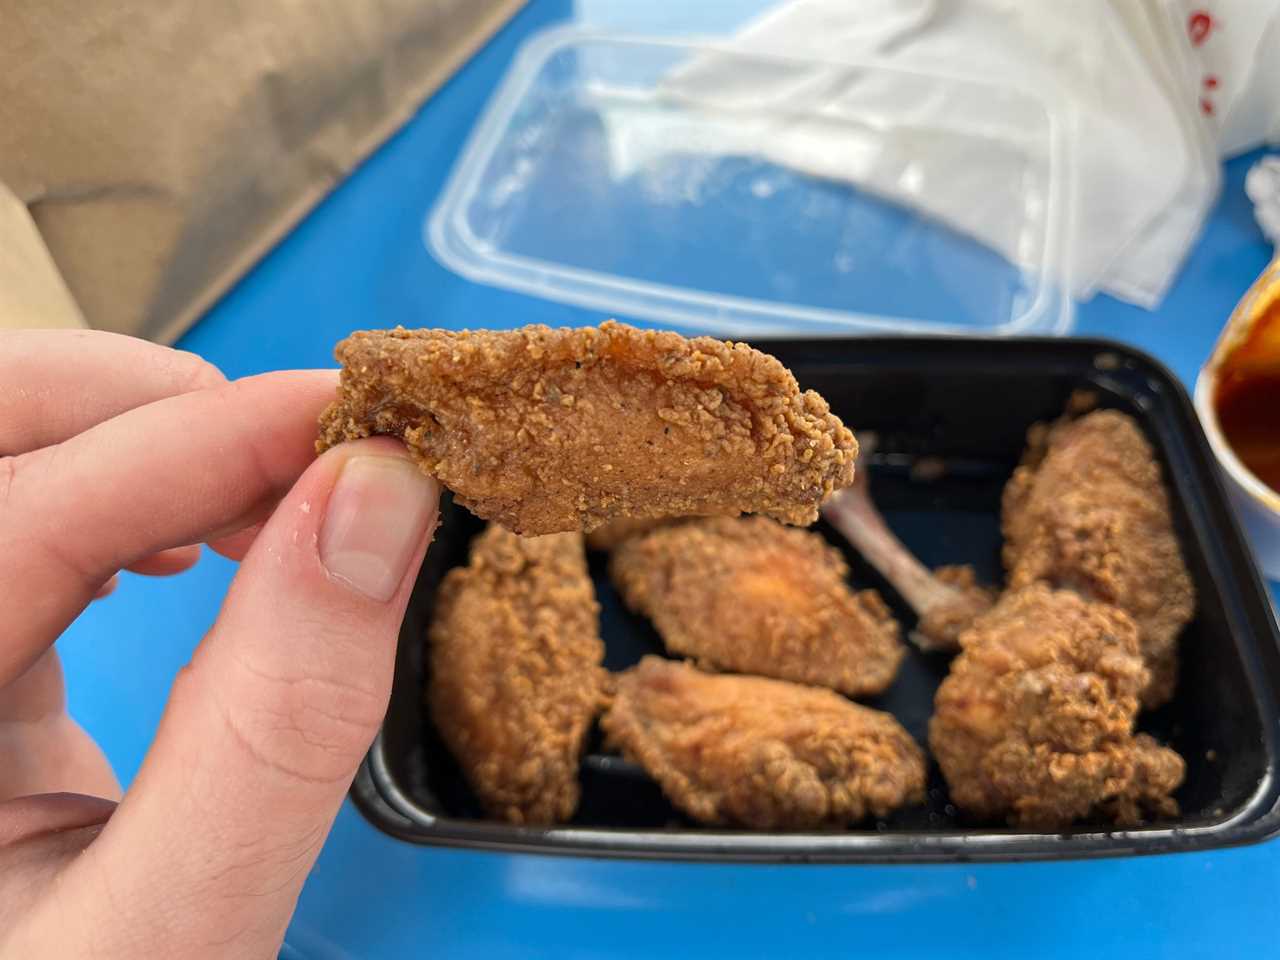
left=1195, top=256, right=1280, bottom=580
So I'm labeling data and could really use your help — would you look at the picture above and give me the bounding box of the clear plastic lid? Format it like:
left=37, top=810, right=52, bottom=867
left=428, top=28, right=1076, bottom=337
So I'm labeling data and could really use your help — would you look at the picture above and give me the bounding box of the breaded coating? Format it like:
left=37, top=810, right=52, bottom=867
left=317, top=322, right=857, bottom=535
left=584, top=516, right=684, bottom=552
left=915, top=565, right=998, bottom=652
left=602, top=657, right=925, bottom=829
left=611, top=517, right=905, bottom=697
left=1002, top=410, right=1195, bottom=707
left=428, top=526, right=605, bottom=824
left=929, top=585, right=1185, bottom=829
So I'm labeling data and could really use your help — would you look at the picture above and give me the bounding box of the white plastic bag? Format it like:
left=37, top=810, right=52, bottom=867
left=1162, top=0, right=1280, bottom=156
left=661, top=0, right=1220, bottom=307
left=1101, top=1, right=1221, bottom=306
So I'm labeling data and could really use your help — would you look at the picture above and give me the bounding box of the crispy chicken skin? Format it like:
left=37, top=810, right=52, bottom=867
left=929, top=585, right=1185, bottom=828
left=1002, top=410, right=1195, bottom=708
left=603, top=657, right=925, bottom=829
left=317, top=322, right=857, bottom=535
left=610, top=517, right=905, bottom=697
left=428, top=526, right=606, bottom=824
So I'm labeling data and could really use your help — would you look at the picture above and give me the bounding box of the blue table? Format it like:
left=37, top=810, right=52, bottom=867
left=60, top=2, right=1280, bottom=956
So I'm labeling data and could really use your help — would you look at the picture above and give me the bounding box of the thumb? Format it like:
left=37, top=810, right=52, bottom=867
left=67, top=438, right=438, bottom=958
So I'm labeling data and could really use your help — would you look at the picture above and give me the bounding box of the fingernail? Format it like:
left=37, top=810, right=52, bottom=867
left=319, top=456, right=437, bottom=601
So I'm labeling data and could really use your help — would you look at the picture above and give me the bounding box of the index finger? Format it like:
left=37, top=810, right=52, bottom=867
left=0, top=329, right=226, bottom=456
left=0, top=370, right=338, bottom=687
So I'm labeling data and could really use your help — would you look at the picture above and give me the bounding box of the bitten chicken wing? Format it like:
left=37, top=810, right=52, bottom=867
left=610, top=516, right=905, bottom=697
left=317, top=322, right=857, bottom=535
left=821, top=435, right=995, bottom=651
left=428, top=526, right=606, bottom=824
left=602, top=657, right=925, bottom=829
left=929, top=585, right=1185, bottom=828
left=1002, top=410, right=1195, bottom=707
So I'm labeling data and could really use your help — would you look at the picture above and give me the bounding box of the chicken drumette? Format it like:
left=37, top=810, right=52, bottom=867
left=602, top=657, right=926, bottom=829
left=930, top=585, right=1184, bottom=828
left=1002, top=410, right=1195, bottom=707
left=610, top=516, right=905, bottom=697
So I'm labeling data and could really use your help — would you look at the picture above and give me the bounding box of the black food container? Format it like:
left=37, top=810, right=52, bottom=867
left=352, top=337, right=1280, bottom=862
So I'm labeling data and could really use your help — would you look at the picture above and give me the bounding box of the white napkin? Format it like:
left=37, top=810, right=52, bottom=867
left=654, top=0, right=1220, bottom=308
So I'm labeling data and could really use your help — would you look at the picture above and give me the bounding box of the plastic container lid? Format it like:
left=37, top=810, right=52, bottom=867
left=428, top=28, right=1076, bottom=337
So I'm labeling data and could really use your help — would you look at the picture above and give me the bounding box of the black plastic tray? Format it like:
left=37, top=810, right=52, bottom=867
left=352, top=337, right=1280, bottom=862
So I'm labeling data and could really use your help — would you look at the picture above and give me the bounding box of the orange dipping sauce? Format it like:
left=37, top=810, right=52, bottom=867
left=1214, top=304, right=1280, bottom=495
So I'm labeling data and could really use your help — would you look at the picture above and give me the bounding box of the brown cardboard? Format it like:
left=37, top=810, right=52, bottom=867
left=0, top=182, right=87, bottom=331
left=0, top=0, right=524, bottom=343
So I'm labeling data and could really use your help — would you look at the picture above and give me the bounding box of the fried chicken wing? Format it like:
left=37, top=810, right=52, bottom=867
left=1002, top=410, right=1195, bottom=707
left=610, top=516, right=905, bottom=697
left=929, top=585, right=1184, bottom=828
left=317, top=322, right=857, bottom=535
left=602, top=657, right=925, bottom=829
left=428, top=526, right=606, bottom=824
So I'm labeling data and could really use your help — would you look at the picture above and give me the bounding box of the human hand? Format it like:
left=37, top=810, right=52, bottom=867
left=0, top=330, right=439, bottom=958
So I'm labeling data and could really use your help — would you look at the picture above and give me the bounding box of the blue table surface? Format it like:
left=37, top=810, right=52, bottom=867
left=59, top=2, right=1280, bottom=957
